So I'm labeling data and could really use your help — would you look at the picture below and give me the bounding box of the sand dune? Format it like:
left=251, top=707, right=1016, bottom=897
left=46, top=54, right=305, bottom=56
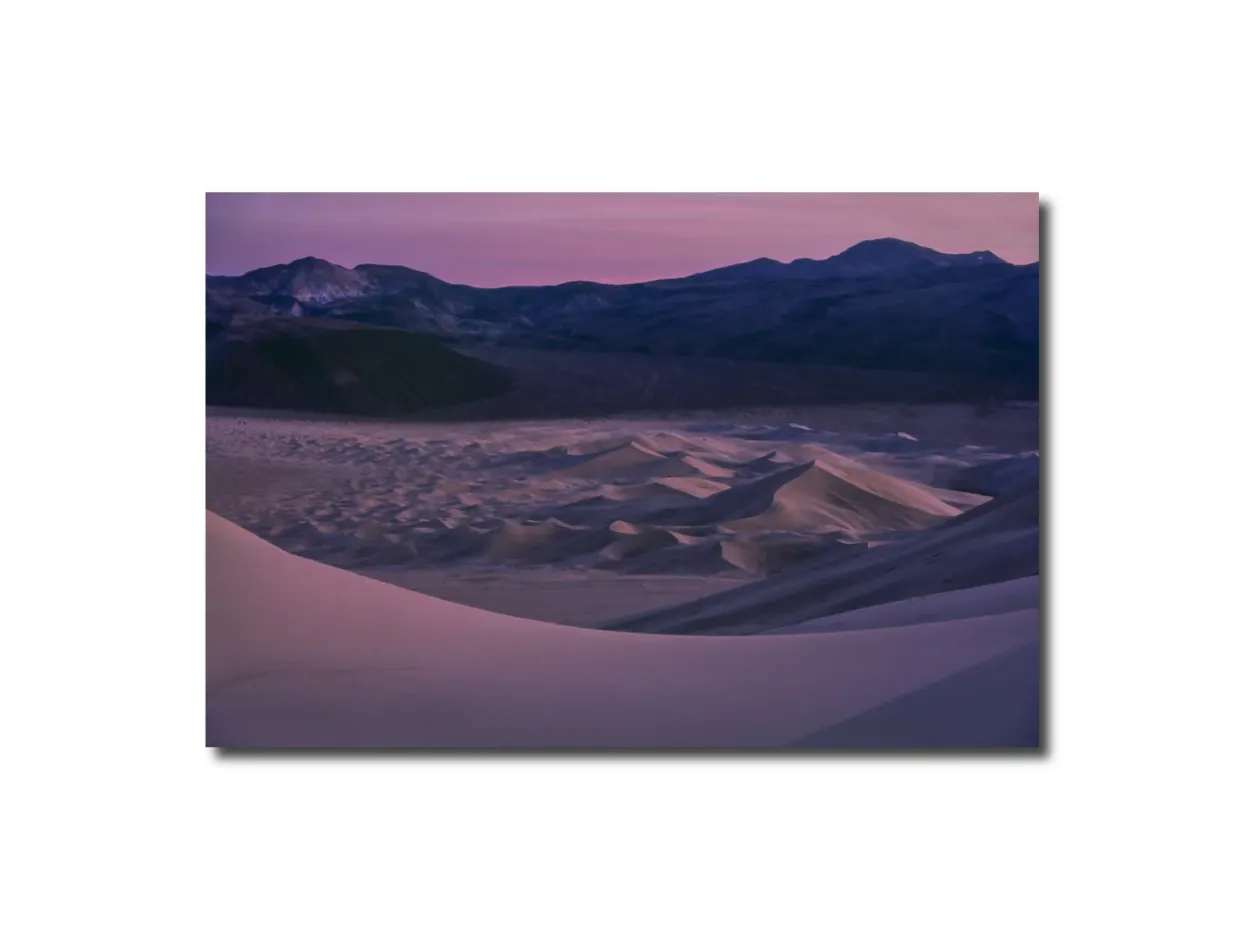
left=604, top=537, right=740, bottom=575
left=926, top=486, right=994, bottom=511
left=657, top=454, right=736, bottom=478
left=574, top=476, right=731, bottom=505
left=727, top=451, right=788, bottom=473
left=948, top=453, right=1040, bottom=496
left=486, top=518, right=615, bottom=564
left=517, top=453, right=957, bottom=573
left=207, top=512, right=1039, bottom=748
left=207, top=409, right=1041, bottom=747
left=789, top=640, right=1040, bottom=748
left=599, top=482, right=1039, bottom=635
left=623, top=457, right=958, bottom=538
left=716, top=458, right=959, bottom=536
left=599, top=525, right=682, bottom=561
left=207, top=411, right=1035, bottom=581
left=636, top=476, right=732, bottom=499
left=721, top=533, right=864, bottom=576
left=549, top=439, right=736, bottom=483
left=413, top=525, right=490, bottom=563
left=550, top=440, right=669, bottom=478
left=761, top=575, right=1040, bottom=635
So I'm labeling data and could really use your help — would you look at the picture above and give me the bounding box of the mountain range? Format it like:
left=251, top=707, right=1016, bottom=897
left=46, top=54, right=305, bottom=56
left=207, top=237, right=1039, bottom=414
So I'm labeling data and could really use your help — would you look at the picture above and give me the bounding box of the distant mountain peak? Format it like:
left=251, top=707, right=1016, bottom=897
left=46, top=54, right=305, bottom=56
left=841, top=236, right=920, bottom=250
left=834, top=237, right=940, bottom=259
left=687, top=238, right=1009, bottom=283
left=286, top=255, right=338, bottom=269
left=825, top=238, right=1007, bottom=273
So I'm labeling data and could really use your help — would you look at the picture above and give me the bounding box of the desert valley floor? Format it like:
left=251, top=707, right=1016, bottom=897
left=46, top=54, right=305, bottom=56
left=206, top=402, right=1041, bottom=747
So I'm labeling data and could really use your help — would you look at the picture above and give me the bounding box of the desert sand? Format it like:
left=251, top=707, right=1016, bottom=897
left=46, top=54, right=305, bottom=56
left=207, top=511, right=1039, bottom=748
left=207, top=403, right=1036, bottom=625
left=206, top=402, right=1039, bottom=747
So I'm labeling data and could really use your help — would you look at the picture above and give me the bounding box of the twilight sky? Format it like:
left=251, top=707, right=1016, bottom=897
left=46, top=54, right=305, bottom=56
left=206, top=193, right=1038, bottom=287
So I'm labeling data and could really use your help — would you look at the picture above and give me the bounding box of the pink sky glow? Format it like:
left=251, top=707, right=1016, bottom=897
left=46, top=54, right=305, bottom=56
left=206, top=193, right=1038, bottom=287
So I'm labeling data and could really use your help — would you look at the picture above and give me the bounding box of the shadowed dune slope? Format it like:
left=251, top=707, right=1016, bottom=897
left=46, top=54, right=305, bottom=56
left=790, top=641, right=1040, bottom=748
left=597, top=483, right=1039, bottom=635
left=761, top=575, right=1040, bottom=635
left=948, top=453, right=1040, bottom=496
left=486, top=519, right=614, bottom=564
left=207, top=512, right=1039, bottom=748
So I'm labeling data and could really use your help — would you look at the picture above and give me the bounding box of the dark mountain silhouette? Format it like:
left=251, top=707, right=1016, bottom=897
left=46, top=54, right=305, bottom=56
left=683, top=238, right=1006, bottom=282
left=206, top=238, right=1039, bottom=401
left=206, top=317, right=512, bottom=416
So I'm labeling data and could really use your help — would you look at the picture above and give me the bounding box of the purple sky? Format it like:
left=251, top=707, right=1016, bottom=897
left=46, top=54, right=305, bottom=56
left=206, top=193, right=1038, bottom=286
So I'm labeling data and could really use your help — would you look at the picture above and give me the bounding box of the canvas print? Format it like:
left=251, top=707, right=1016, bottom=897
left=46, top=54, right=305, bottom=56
left=206, top=193, right=1040, bottom=749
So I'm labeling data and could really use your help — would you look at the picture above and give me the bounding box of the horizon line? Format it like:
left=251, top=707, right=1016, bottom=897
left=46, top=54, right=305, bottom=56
left=206, top=236, right=1034, bottom=289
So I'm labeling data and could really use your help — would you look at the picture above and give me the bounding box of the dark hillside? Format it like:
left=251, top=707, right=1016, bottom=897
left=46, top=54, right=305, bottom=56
left=206, top=318, right=513, bottom=416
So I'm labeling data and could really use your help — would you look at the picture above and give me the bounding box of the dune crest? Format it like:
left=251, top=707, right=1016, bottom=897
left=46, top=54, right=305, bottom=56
left=717, top=458, right=958, bottom=537
left=549, top=439, right=736, bottom=483
left=548, top=440, right=667, bottom=478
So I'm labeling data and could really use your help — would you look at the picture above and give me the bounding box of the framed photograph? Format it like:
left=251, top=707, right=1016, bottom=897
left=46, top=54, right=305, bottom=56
left=206, top=192, right=1040, bottom=750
